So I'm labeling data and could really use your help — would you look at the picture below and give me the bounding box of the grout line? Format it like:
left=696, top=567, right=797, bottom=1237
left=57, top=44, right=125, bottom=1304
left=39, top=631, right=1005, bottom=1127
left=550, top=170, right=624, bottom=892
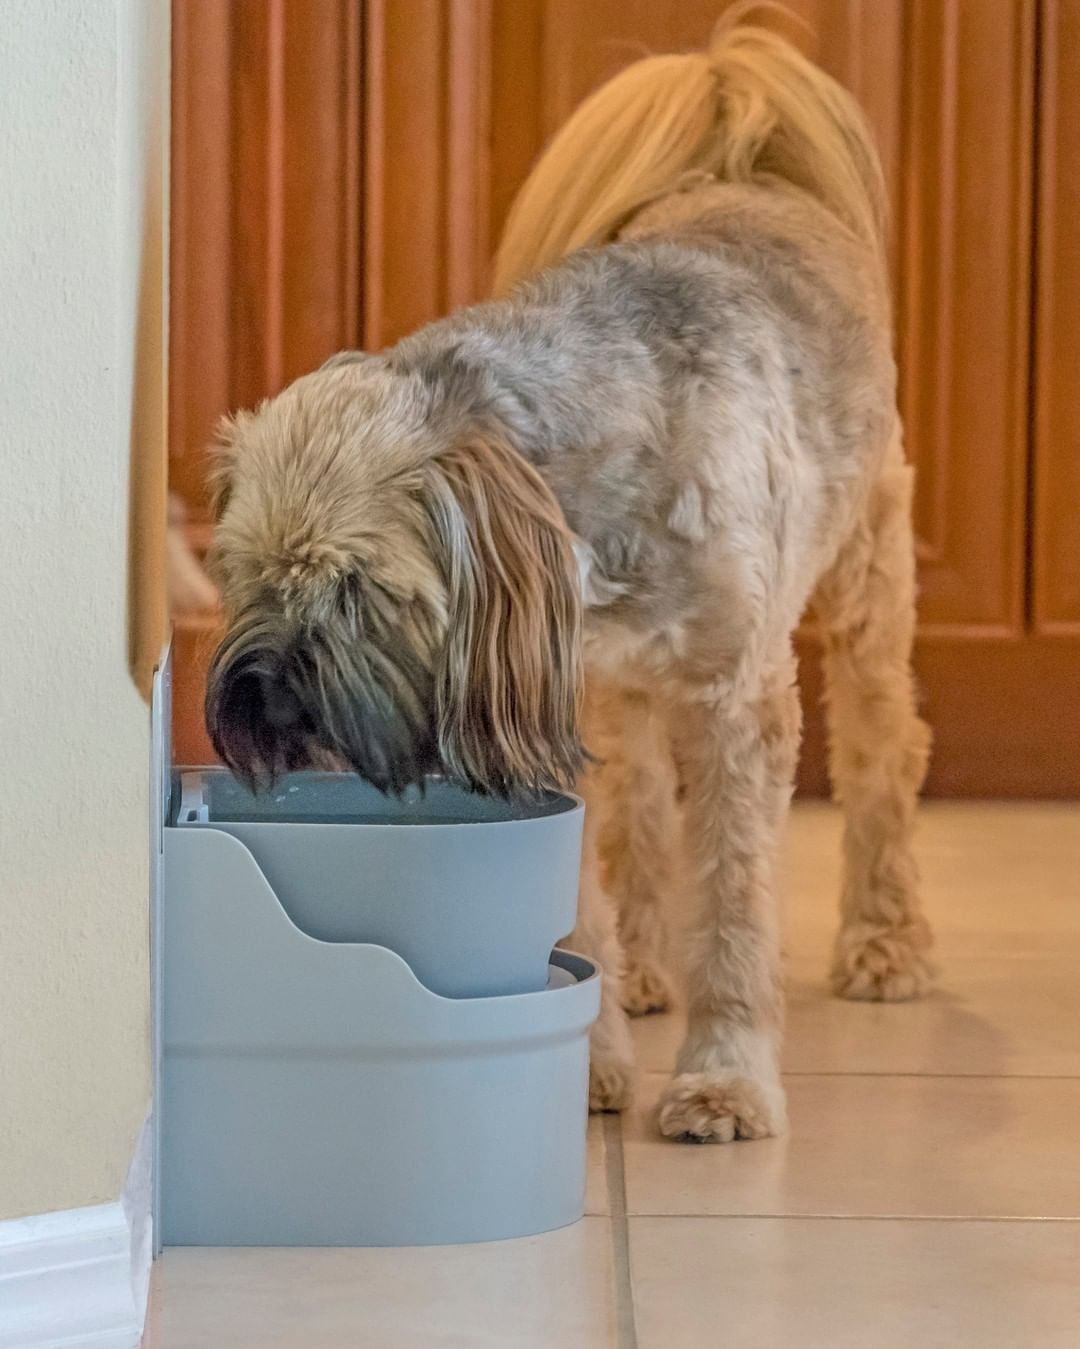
left=781, top=1071, right=1080, bottom=1080
left=637, top=1068, right=1080, bottom=1082
left=621, top=1212, right=1080, bottom=1225
left=603, top=1112, right=639, bottom=1349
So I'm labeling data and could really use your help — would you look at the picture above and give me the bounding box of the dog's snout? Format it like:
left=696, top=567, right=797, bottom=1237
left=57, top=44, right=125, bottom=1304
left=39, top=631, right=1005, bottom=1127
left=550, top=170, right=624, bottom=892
left=260, top=673, right=301, bottom=729
left=204, top=622, right=309, bottom=788
left=205, top=611, right=442, bottom=795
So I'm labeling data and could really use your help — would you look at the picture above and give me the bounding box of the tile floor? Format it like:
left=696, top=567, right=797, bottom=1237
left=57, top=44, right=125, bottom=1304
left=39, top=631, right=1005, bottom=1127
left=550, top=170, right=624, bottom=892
left=144, top=803, right=1080, bottom=1348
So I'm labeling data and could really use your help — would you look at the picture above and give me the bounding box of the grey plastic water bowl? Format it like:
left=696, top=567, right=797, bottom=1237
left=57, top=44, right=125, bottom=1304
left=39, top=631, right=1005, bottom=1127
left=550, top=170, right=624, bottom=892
left=161, top=767, right=599, bottom=1247
left=175, top=769, right=584, bottom=998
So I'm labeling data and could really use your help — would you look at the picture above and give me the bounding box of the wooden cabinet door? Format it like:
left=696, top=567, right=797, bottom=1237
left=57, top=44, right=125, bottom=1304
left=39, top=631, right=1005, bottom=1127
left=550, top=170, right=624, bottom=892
left=1033, top=1, right=1080, bottom=636
left=895, top=0, right=1078, bottom=795
left=481, top=0, right=1077, bottom=796
left=482, top=0, right=1067, bottom=787
left=170, top=0, right=1080, bottom=792
left=798, top=0, right=1062, bottom=795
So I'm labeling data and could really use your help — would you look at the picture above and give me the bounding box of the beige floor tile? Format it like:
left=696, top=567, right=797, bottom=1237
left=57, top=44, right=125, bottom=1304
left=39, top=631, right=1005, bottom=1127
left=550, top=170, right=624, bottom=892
left=632, top=954, right=1080, bottom=1077
left=782, top=802, right=1080, bottom=960
left=632, top=801, right=1080, bottom=1076
left=785, top=956, right=1080, bottom=1076
left=629, top=1216, right=1080, bottom=1349
left=623, top=1073, right=1080, bottom=1219
left=144, top=1219, right=617, bottom=1349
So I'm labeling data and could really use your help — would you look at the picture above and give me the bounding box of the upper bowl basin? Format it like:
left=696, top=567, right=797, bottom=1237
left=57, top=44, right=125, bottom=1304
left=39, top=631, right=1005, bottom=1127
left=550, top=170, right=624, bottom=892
left=170, top=769, right=584, bottom=999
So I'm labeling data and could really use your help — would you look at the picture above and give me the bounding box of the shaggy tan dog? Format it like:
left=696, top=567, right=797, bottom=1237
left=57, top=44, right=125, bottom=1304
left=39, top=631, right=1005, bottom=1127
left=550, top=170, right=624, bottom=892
left=204, top=14, right=933, bottom=1143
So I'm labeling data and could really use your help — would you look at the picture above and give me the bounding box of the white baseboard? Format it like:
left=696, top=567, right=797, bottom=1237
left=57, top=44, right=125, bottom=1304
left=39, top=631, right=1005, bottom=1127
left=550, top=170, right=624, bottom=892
left=0, top=1114, right=153, bottom=1349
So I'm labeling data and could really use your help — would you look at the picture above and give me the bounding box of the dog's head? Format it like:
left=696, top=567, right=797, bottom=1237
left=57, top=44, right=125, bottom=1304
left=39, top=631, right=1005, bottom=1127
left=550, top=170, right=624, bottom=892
left=204, top=360, right=583, bottom=797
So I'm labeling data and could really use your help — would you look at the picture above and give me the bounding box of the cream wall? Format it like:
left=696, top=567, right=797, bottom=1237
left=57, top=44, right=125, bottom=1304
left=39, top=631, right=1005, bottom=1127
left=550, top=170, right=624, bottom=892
left=0, top=0, right=168, bottom=1219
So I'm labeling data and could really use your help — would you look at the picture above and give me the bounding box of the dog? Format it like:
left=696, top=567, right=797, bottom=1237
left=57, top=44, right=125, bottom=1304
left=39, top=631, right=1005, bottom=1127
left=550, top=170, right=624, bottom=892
left=204, top=12, right=934, bottom=1142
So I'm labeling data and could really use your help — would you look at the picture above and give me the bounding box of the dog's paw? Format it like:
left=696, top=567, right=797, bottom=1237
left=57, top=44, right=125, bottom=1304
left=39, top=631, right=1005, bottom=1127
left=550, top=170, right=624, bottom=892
left=831, top=920, right=935, bottom=1002
left=621, top=956, right=675, bottom=1017
left=589, top=1053, right=636, bottom=1113
left=656, top=1071, right=785, bottom=1143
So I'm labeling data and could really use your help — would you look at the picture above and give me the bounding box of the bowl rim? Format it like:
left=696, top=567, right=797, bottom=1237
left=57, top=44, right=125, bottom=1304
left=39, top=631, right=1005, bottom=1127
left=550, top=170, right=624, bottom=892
left=170, top=766, right=584, bottom=829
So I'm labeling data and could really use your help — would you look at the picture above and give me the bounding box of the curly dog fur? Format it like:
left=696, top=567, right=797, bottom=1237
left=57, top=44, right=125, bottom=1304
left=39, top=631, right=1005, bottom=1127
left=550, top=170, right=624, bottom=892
left=204, top=13, right=933, bottom=1142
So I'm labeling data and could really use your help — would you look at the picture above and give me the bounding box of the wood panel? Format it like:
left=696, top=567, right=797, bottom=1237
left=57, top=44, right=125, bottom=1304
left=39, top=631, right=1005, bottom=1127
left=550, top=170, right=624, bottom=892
left=490, top=1, right=905, bottom=267
left=169, top=0, right=362, bottom=761
left=797, top=635, right=1080, bottom=798
left=363, top=0, right=491, bottom=348
left=170, top=0, right=232, bottom=517
left=1033, top=0, right=1080, bottom=633
left=897, top=0, right=1034, bottom=632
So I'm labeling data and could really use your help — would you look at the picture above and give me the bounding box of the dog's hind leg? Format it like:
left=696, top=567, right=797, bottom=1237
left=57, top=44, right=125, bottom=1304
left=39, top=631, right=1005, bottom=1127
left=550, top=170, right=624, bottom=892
left=814, top=434, right=934, bottom=1002
left=655, top=653, right=799, bottom=1142
left=589, top=684, right=680, bottom=1017
left=563, top=752, right=638, bottom=1111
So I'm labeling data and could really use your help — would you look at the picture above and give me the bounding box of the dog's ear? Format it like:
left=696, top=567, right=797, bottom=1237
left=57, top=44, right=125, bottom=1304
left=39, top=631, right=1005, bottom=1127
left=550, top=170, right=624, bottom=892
left=207, top=409, right=254, bottom=522
left=428, top=433, right=583, bottom=796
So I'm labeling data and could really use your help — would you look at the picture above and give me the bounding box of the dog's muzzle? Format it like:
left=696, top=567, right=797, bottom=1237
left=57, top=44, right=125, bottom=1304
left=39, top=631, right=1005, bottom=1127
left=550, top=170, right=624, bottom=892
left=204, top=613, right=440, bottom=794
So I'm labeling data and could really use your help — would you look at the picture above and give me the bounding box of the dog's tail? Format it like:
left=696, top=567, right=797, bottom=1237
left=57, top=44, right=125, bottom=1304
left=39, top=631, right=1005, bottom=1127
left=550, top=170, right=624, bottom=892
left=492, top=5, right=886, bottom=293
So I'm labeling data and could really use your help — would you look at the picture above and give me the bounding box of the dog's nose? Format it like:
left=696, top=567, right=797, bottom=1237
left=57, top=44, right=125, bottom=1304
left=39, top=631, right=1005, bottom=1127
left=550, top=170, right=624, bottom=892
left=260, top=674, right=301, bottom=729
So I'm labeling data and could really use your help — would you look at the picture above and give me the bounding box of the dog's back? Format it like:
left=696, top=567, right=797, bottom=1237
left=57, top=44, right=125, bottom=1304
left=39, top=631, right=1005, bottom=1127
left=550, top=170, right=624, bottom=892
left=481, top=10, right=899, bottom=655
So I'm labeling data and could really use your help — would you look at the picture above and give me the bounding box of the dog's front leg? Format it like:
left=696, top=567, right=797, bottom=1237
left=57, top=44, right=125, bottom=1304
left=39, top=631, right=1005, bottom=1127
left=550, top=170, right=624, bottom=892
left=658, top=664, right=800, bottom=1142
